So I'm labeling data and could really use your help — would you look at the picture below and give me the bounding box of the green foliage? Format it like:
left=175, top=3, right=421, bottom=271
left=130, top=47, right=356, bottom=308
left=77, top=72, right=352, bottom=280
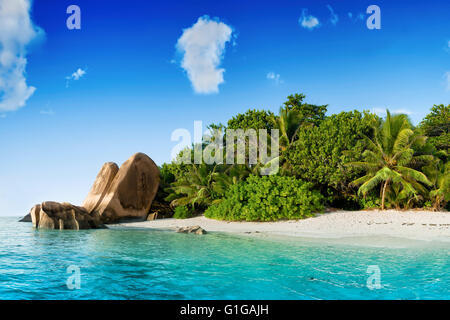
left=348, top=110, right=433, bottom=210
left=282, top=93, right=327, bottom=128
left=285, top=110, right=380, bottom=202
left=227, top=109, right=277, bottom=131
left=358, top=192, right=381, bottom=209
left=160, top=94, right=449, bottom=215
left=277, top=106, right=301, bottom=151
left=204, top=175, right=325, bottom=221
left=154, top=163, right=176, bottom=202
left=276, top=94, right=328, bottom=151
left=419, top=104, right=449, bottom=154
left=165, top=164, right=219, bottom=209
left=211, top=164, right=254, bottom=198
left=423, top=156, right=450, bottom=210
left=163, top=148, right=196, bottom=181
left=173, top=205, right=194, bottom=219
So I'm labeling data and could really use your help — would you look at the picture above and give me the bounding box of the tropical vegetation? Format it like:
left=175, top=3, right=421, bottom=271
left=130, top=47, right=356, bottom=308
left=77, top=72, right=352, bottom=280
left=204, top=175, right=324, bottom=221
left=154, top=95, right=449, bottom=220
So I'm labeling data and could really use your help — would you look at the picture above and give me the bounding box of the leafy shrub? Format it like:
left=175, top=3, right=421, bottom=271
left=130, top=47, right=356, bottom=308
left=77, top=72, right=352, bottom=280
left=285, top=110, right=380, bottom=201
left=205, top=175, right=324, bottom=221
left=227, top=109, right=277, bottom=131
left=358, top=193, right=381, bottom=209
left=155, top=163, right=176, bottom=202
left=419, top=104, right=449, bottom=154
left=173, top=206, right=194, bottom=219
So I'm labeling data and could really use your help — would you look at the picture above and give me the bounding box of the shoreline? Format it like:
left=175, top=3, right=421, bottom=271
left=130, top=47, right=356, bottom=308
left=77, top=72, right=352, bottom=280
left=112, top=210, right=450, bottom=244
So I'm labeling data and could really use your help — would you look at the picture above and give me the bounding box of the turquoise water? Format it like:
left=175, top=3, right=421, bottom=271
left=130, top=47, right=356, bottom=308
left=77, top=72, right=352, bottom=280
left=0, top=217, right=449, bottom=300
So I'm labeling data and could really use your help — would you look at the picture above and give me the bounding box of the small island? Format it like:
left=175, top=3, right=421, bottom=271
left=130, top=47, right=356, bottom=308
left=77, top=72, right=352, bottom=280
left=22, top=95, right=449, bottom=242
left=119, top=96, right=449, bottom=242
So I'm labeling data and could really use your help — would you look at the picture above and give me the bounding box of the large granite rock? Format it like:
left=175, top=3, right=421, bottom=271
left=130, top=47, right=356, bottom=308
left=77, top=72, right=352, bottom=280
left=30, top=204, right=41, bottom=227
left=28, top=152, right=159, bottom=229
left=35, top=202, right=105, bottom=230
left=85, top=153, right=160, bottom=223
left=83, top=162, right=119, bottom=213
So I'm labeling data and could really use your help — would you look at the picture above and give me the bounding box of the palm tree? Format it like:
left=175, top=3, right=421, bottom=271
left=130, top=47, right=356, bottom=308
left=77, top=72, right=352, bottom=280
left=211, top=164, right=251, bottom=197
left=276, top=106, right=302, bottom=152
left=267, top=106, right=302, bottom=176
left=429, top=163, right=450, bottom=211
left=423, top=152, right=450, bottom=211
left=165, top=164, right=218, bottom=209
left=348, top=110, right=433, bottom=210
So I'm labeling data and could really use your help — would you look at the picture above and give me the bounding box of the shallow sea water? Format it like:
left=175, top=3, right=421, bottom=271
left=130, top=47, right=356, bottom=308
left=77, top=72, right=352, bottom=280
left=0, top=217, right=448, bottom=299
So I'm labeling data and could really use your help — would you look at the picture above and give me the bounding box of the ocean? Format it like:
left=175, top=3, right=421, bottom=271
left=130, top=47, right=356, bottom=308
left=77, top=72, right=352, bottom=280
left=0, top=217, right=448, bottom=299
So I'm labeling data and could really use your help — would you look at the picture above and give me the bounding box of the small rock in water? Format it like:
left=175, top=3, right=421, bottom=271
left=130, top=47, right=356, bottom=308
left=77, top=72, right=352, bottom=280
left=30, top=202, right=106, bottom=230
left=19, top=213, right=32, bottom=222
left=176, top=225, right=207, bottom=235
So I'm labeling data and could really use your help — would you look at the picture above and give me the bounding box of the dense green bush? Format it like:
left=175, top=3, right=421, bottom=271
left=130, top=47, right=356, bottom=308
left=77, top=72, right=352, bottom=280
left=227, top=109, right=277, bottom=131
left=173, top=205, right=194, bottom=219
left=358, top=193, right=381, bottom=209
left=155, top=163, right=176, bottom=201
left=204, top=175, right=325, bottom=221
left=161, top=94, right=449, bottom=213
left=419, top=104, right=449, bottom=154
left=285, top=110, right=380, bottom=203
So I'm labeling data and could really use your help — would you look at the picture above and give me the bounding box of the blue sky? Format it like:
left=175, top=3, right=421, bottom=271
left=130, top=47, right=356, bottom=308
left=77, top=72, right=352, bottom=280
left=0, top=0, right=449, bottom=215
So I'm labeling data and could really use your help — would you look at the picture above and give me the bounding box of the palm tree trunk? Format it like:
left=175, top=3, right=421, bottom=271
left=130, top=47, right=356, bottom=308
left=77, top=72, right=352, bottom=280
left=381, top=179, right=390, bottom=210
left=433, top=196, right=441, bottom=212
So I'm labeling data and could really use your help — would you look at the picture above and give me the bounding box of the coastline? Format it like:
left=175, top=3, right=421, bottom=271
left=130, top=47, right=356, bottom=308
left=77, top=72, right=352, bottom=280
left=113, top=210, right=450, bottom=243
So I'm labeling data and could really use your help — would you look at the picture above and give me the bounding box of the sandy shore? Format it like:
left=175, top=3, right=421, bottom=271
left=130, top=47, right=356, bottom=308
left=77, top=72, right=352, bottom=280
left=113, top=210, right=450, bottom=243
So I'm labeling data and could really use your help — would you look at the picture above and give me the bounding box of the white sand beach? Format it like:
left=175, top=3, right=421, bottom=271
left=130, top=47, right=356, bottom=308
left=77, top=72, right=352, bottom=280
left=114, top=210, right=450, bottom=243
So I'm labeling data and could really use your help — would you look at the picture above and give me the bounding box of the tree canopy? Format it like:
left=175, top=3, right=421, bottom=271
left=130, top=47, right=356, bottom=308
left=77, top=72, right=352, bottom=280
left=227, top=109, right=277, bottom=131
left=285, top=110, right=380, bottom=203
left=419, top=104, right=449, bottom=154
left=158, top=94, right=449, bottom=217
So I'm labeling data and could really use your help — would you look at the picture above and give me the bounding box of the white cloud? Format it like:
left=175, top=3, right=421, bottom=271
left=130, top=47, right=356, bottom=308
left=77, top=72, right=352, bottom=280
left=0, top=0, right=43, bottom=112
left=70, top=68, right=86, bottom=80
left=299, top=9, right=320, bottom=30
left=176, top=16, right=233, bottom=94
left=65, top=68, right=86, bottom=87
left=327, top=5, right=339, bottom=25
left=266, top=72, right=283, bottom=85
